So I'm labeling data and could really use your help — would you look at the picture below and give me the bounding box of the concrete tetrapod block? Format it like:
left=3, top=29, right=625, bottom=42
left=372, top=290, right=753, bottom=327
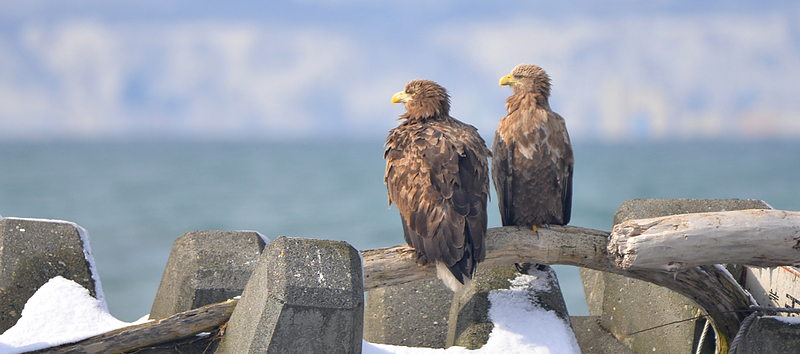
left=581, top=198, right=771, bottom=354
left=737, top=316, right=800, bottom=353
left=0, top=217, right=99, bottom=333
left=149, top=230, right=269, bottom=320
left=570, top=316, right=635, bottom=354
left=216, top=236, right=364, bottom=354
left=363, top=278, right=452, bottom=348
left=446, top=264, right=571, bottom=349
left=612, top=198, right=771, bottom=226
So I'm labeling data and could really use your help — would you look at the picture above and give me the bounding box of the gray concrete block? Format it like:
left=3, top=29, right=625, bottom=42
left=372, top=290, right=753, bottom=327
left=216, top=236, right=363, bottom=354
left=584, top=198, right=770, bottom=354
left=580, top=267, right=605, bottom=317
left=363, top=278, right=451, bottom=348
left=570, top=316, right=635, bottom=354
left=149, top=230, right=268, bottom=320
left=613, top=198, right=771, bottom=225
left=0, top=217, right=98, bottom=333
left=600, top=271, right=700, bottom=353
left=738, top=316, right=800, bottom=354
left=446, top=264, right=570, bottom=349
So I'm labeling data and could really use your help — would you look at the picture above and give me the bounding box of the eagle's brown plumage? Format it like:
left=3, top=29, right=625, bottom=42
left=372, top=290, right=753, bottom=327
left=385, top=79, right=491, bottom=292
left=492, top=64, right=573, bottom=229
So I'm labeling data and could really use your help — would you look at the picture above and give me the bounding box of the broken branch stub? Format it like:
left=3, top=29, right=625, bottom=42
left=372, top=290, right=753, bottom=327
left=608, top=209, right=800, bottom=272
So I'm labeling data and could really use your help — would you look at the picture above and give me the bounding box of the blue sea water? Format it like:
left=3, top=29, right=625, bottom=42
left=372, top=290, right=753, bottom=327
left=1, top=140, right=799, bottom=322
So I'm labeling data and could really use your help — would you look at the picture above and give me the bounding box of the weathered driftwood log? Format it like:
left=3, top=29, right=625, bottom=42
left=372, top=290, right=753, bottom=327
left=32, top=298, right=237, bottom=354
left=608, top=209, right=800, bottom=271
left=361, top=225, right=611, bottom=290
left=363, top=224, right=757, bottom=354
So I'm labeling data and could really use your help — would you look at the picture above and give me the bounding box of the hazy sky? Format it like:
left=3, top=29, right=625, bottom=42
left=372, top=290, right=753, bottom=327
left=1, top=1, right=799, bottom=142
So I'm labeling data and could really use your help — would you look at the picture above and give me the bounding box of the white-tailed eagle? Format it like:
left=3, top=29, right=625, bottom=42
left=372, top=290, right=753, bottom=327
left=385, top=79, right=491, bottom=292
left=492, top=64, right=574, bottom=230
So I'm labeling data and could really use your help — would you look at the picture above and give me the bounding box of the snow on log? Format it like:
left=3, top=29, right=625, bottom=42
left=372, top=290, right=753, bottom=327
left=608, top=209, right=800, bottom=271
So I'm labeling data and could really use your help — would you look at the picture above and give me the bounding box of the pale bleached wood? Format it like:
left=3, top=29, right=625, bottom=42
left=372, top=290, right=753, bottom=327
left=609, top=209, right=800, bottom=271
left=32, top=298, right=237, bottom=354
left=361, top=225, right=612, bottom=291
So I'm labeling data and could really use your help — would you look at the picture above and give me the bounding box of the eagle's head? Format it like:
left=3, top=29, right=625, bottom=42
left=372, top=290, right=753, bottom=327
left=500, top=64, right=552, bottom=100
left=392, top=79, right=451, bottom=120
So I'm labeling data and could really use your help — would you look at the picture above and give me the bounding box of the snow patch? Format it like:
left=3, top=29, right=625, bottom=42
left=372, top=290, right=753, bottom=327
left=0, top=276, right=143, bottom=353
left=485, top=272, right=581, bottom=354
left=362, top=272, right=580, bottom=354
left=765, top=315, right=800, bottom=325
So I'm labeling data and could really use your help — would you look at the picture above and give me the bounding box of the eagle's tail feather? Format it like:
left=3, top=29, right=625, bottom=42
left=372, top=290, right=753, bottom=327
left=436, top=262, right=470, bottom=292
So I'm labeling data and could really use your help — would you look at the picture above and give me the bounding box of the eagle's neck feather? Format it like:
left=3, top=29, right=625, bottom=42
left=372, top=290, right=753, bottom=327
left=400, top=112, right=448, bottom=124
left=506, top=91, right=550, bottom=114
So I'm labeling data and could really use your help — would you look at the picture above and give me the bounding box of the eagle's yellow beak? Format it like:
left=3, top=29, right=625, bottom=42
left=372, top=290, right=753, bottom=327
left=499, top=74, right=517, bottom=87
left=391, top=91, right=411, bottom=105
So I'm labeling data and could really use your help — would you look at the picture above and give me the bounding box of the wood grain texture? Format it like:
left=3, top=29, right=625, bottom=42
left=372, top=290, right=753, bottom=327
left=33, top=298, right=237, bottom=354
left=609, top=209, right=800, bottom=271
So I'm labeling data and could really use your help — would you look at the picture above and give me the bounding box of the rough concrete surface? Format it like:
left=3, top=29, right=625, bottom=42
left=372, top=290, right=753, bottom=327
left=0, top=218, right=97, bottom=333
left=583, top=198, right=770, bottom=354
left=600, top=271, right=702, bottom=353
left=364, top=278, right=452, bottom=348
left=738, top=316, right=800, bottom=354
left=613, top=198, right=771, bottom=225
left=216, top=236, right=363, bottom=354
left=149, top=230, right=268, bottom=320
left=580, top=267, right=605, bottom=317
left=570, top=316, right=635, bottom=354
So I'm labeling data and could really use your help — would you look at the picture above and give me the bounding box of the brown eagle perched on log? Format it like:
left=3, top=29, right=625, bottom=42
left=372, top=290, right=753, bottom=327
left=385, top=79, right=491, bottom=292
left=493, top=64, right=573, bottom=231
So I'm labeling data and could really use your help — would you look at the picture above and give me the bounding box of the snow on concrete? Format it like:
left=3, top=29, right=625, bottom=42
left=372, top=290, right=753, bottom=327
left=0, top=272, right=578, bottom=353
left=0, top=276, right=142, bottom=354
left=2, top=217, right=107, bottom=309
left=363, top=272, right=580, bottom=354
left=767, top=315, right=800, bottom=325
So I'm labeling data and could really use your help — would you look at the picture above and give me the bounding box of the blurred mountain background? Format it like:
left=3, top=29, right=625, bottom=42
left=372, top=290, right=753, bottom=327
left=2, top=1, right=799, bottom=143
